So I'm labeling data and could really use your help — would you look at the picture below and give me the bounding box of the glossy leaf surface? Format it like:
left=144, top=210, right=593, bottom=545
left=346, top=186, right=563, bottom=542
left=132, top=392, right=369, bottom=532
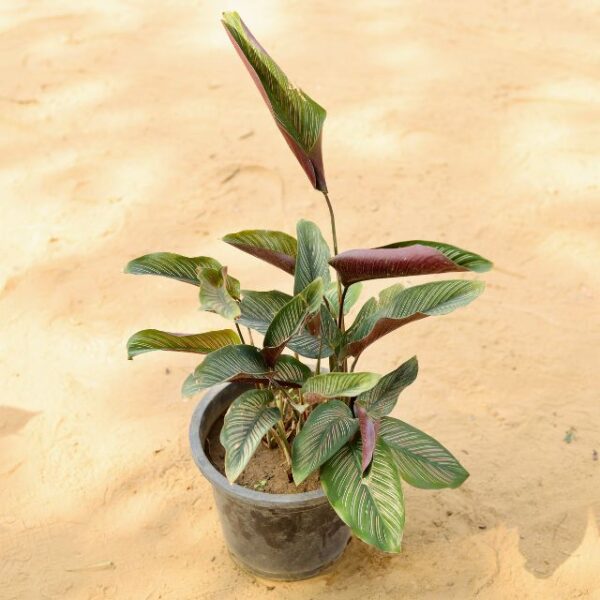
left=301, top=372, right=381, bottom=403
left=294, top=220, right=331, bottom=295
left=124, top=253, right=220, bottom=286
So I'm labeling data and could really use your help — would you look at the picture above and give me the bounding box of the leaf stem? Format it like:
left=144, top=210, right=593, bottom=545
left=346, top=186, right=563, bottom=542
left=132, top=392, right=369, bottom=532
left=235, top=322, right=246, bottom=344
left=337, top=285, right=349, bottom=330
left=350, top=354, right=360, bottom=372
left=322, top=192, right=339, bottom=256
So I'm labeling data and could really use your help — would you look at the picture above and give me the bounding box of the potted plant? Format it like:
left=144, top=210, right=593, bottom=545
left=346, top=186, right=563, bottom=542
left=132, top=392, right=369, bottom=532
left=125, top=12, right=492, bottom=581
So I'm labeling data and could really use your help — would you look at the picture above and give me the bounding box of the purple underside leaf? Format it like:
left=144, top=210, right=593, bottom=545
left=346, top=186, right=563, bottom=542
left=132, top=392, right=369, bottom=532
left=355, top=405, right=380, bottom=472
left=222, top=12, right=327, bottom=191
left=329, top=245, right=467, bottom=286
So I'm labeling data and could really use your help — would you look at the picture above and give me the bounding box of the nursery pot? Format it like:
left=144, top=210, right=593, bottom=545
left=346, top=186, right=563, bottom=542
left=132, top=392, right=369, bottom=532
left=189, top=382, right=351, bottom=580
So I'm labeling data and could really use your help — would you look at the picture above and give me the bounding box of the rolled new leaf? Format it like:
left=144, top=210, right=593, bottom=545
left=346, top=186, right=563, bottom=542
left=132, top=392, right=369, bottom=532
left=222, top=12, right=328, bottom=191
left=301, top=372, right=381, bottom=403
left=292, top=400, right=359, bottom=484
left=198, top=267, right=241, bottom=320
left=124, top=253, right=221, bottom=286
left=355, top=356, right=418, bottom=418
left=321, top=438, right=405, bottom=553
left=220, top=389, right=281, bottom=483
left=127, top=328, right=240, bottom=359
left=355, top=405, right=379, bottom=472
left=262, top=278, right=323, bottom=365
left=379, top=417, right=469, bottom=489
left=344, top=280, right=485, bottom=357
left=223, top=230, right=297, bottom=275
left=330, top=240, right=491, bottom=286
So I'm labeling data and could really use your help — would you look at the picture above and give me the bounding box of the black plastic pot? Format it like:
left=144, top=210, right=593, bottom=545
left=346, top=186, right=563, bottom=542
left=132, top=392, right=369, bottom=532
left=189, top=382, right=351, bottom=580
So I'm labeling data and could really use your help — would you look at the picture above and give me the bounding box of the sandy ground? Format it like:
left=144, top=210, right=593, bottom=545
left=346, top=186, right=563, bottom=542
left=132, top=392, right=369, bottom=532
left=1, top=1, right=599, bottom=598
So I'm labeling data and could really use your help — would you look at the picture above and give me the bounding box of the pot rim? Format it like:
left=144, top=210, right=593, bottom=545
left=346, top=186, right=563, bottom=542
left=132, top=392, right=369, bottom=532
left=189, top=382, right=327, bottom=509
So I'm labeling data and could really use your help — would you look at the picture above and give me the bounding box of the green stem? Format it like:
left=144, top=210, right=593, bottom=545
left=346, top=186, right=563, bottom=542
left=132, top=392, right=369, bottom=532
left=322, top=192, right=339, bottom=256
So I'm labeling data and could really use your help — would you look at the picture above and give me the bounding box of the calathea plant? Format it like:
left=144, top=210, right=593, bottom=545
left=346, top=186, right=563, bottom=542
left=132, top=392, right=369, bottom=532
left=125, top=12, right=492, bottom=553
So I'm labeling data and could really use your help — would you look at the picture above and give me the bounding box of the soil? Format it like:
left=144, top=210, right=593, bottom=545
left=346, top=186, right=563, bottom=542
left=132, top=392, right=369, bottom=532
left=1, top=2, right=599, bottom=599
left=206, top=414, right=321, bottom=494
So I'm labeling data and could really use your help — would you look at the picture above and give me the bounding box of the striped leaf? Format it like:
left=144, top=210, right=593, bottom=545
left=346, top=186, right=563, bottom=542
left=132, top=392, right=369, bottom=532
left=292, top=400, right=358, bottom=484
left=330, top=242, right=491, bottom=286
left=273, top=354, right=312, bottom=386
left=321, top=438, right=405, bottom=553
left=345, top=280, right=485, bottom=357
left=126, top=328, right=240, bottom=359
left=325, top=281, right=362, bottom=316
left=294, top=220, right=331, bottom=295
left=222, top=12, right=327, bottom=191
left=379, top=417, right=469, bottom=489
left=263, top=278, right=324, bottom=365
left=355, top=356, right=418, bottom=418
left=301, top=372, right=381, bottom=403
left=239, top=291, right=336, bottom=359
left=355, top=405, right=379, bottom=472
left=379, top=240, right=492, bottom=274
left=197, top=267, right=241, bottom=320
left=223, top=229, right=297, bottom=275
left=124, top=253, right=220, bottom=286
left=182, top=345, right=270, bottom=397
left=220, top=389, right=281, bottom=482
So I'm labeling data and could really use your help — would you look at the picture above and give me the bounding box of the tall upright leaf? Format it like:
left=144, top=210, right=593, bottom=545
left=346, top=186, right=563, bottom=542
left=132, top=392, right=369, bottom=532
left=197, top=267, right=241, bottom=320
left=127, top=328, right=240, bottom=359
left=294, top=220, right=331, bottom=295
left=321, top=438, right=405, bottom=553
left=223, top=230, right=297, bottom=274
left=124, top=253, right=220, bottom=286
left=344, top=280, right=485, bottom=357
left=220, top=389, right=281, bottom=483
left=222, top=12, right=327, bottom=191
left=262, top=278, right=323, bottom=365
left=379, top=417, right=469, bottom=489
left=355, top=356, right=419, bottom=418
left=292, top=400, right=359, bottom=484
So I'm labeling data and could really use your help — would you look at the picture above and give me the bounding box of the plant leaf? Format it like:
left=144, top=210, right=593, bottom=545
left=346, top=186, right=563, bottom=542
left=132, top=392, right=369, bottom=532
left=197, top=267, right=241, bottom=320
left=345, top=280, right=485, bottom=357
left=294, top=220, right=331, bottom=295
left=127, top=328, right=240, bottom=359
left=379, top=417, right=469, bottom=489
left=330, top=242, right=490, bottom=286
left=273, top=354, right=312, bottom=386
left=301, top=372, right=381, bottom=403
left=262, top=278, right=324, bottom=365
left=325, top=281, right=362, bottom=316
left=321, top=438, right=405, bottom=553
left=222, top=12, right=327, bottom=191
left=355, top=356, right=418, bottom=418
left=379, top=240, right=492, bottom=274
left=292, top=400, right=358, bottom=484
left=223, top=229, right=297, bottom=275
left=124, top=253, right=220, bottom=286
left=182, top=345, right=270, bottom=397
left=220, top=389, right=281, bottom=482
left=355, top=405, right=379, bottom=472
left=239, top=291, right=336, bottom=359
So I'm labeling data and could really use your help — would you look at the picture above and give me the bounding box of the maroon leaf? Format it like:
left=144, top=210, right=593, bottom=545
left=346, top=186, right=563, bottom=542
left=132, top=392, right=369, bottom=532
left=329, top=245, right=467, bottom=286
left=355, top=405, right=380, bottom=472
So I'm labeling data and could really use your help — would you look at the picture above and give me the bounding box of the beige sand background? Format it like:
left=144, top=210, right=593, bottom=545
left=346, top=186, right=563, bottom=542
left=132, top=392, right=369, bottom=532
left=1, top=1, right=599, bottom=598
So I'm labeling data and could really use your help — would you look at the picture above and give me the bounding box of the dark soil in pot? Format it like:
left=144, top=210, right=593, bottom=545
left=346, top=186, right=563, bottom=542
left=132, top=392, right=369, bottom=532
left=205, top=414, right=321, bottom=494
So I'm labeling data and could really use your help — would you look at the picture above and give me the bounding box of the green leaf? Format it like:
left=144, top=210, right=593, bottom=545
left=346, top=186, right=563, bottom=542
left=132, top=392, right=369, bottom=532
left=127, top=328, right=240, bottom=359
left=345, top=280, right=485, bottom=357
left=239, top=291, right=336, bottom=359
left=301, top=372, right=381, bottom=403
left=197, top=267, right=241, bottom=320
left=124, top=253, right=220, bottom=286
left=379, top=417, right=469, bottom=489
left=379, top=240, right=492, bottom=274
left=222, top=12, right=327, bottom=191
left=273, top=354, right=312, bottom=386
left=355, top=357, right=418, bottom=418
left=325, top=281, right=362, bottom=316
left=292, top=400, right=358, bottom=484
left=321, top=438, right=405, bottom=553
left=223, top=229, right=297, bottom=275
left=263, top=278, right=324, bottom=365
left=220, top=389, right=281, bottom=483
left=182, top=345, right=270, bottom=397
left=294, top=220, right=331, bottom=295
